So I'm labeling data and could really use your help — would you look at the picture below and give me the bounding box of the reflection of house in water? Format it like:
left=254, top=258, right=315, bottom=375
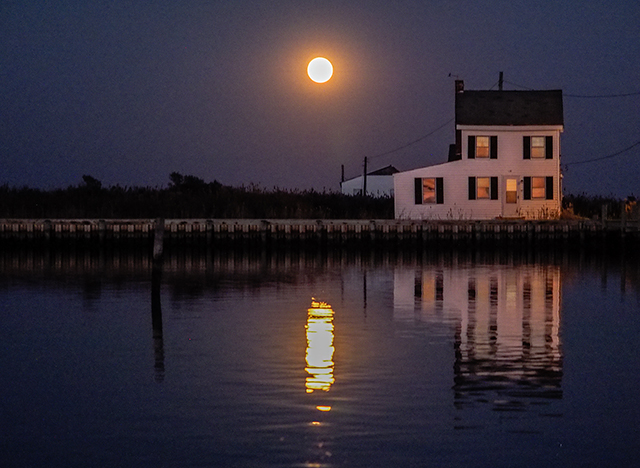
left=394, top=264, right=562, bottom=410
left=305, top=300, right=335, bottom=393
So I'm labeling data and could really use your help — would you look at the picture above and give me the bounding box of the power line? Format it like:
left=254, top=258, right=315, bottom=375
left=360, top=78, right=638, bottom=168
left=565, top=139, right=640, bottom=166
left=564, top=91, right=640, bottom=98
left=368, top=117, right=454, bottom=161
left=502, top=80, right=535, bottom=90
left=503, top=79, right=640, bottom=98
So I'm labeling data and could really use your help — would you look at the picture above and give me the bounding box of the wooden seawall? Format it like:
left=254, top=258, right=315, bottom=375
left=0, top=218, right=638, bottom=248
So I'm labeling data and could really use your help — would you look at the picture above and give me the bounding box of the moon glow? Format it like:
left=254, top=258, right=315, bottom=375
left=307, top=57, right=333, bottom=83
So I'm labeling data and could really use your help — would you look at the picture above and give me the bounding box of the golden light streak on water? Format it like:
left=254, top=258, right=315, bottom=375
left=305, top=299, right=335, bottom=393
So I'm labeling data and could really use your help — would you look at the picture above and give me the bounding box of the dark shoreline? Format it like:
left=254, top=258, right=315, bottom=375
left=1, top=218, right=638, bottom=251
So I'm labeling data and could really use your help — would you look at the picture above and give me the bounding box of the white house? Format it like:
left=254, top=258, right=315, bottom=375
left=394, top=81, right=564, bottom=220
left=341, top=165, right=398, bottom=197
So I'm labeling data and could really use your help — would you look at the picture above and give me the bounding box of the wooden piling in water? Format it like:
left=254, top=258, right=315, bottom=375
left=153, top=218, right=164, bottom=262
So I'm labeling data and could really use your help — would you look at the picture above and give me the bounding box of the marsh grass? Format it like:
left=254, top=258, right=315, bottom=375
left=0, top=174, right=393, bottom=219
left=0, top=174, right=630, bottom=221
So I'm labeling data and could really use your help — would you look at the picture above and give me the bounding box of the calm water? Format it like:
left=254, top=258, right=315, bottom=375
left=1, top=247, right=639, bottom=467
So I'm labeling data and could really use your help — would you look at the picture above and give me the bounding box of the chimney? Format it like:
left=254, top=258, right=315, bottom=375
left=454, top=80, right=463, bottom=159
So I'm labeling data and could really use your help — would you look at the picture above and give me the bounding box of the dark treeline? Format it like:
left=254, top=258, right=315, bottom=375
left=0, top=174, right=394, bottom=219
left=0, top=173, right=630, bottom=220
left=562, top=193, right=629, bottom=219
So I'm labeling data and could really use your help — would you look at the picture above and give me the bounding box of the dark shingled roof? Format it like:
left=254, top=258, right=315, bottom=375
left=456, top=90, right=563, bottom=126
left=368, top=165, right=399, bottom=176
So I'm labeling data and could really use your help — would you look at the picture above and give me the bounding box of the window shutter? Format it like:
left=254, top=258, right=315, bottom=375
left=523, top=177, right=531, bottom=200
left=414, top=178, right=422, bottom=205
left=545, top=136, right=553, bottom=159
left=546, top=176, right=554, bottom=200
left=436, top=177, right=444, bottom=204
left=468, top=177, right=476, bottom=200
left=523, top=136, right=531, bottom=159
left=490, top=177, right=498, bottom=200
left=490, top=136, right=498, bottom=159
left=468, top=136, right=475, bottom=159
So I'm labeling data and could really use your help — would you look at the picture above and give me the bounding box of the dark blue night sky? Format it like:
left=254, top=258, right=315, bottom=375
left=2, top=1, right=639, bottom=197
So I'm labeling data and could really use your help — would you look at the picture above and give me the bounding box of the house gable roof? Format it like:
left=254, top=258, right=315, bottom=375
left=456, top=90, right=563, bottom=126
left=341, top=165, right=399, bottom=184
left=368, top=165, right=399, bottom=176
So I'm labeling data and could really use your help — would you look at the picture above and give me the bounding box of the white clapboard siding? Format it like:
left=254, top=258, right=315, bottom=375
left=394, top=126, right=562, bottom=220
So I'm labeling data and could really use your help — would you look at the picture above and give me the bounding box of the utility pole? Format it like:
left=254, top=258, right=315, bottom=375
left=498, top=71, right=504, bottom=91
left=363, top=156, right=368, bottom=196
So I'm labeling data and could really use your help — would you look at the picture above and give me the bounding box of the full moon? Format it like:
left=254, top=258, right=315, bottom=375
left=307, top=57, right=333, bottom=83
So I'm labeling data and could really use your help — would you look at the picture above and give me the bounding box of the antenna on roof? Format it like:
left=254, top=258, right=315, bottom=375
left=498, top=71, right=504, bottom=91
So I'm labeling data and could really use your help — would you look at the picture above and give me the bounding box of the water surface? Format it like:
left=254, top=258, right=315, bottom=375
left=1, top=247, right=639, bottom=467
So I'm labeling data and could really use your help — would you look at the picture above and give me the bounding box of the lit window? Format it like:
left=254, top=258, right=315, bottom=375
left=476, top=136, right=490, bottom=158
left=531, top=136, right=546, bottom=158
left=477, top=177, right=491, bottom=199
left=523, top=176, right=553, bottom=200
left=469, top=177, right=498, bottom=200
left=469, top=135, right=497, bottom=159
left=505, top=178, right=517, bottom=203
left=415, top=177, right=443, bottom=204
left=531, top=177, right=546, bottom=198
left=422, top=178, right=436, bottom=203
left=524, top=136, right=553, bottom=159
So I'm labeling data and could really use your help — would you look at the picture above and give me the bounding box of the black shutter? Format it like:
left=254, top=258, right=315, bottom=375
left=436, top=177, right=444, bottom=204
left=490, top=177, right=498, bottom=200
left=414, top=178, right=422, bottom=205
left=546, top=176, right=554, bottom=200
left=523, top=136, right=531, bottom=159
left=468, top=177, right=476, bottom=200
left=523, top=177, right=531, bottom=200
left=468, top=136, right=475, bottom=159
left=545, top=136, right=553, bottom=159
left=490, top=136, right=498, bottom=159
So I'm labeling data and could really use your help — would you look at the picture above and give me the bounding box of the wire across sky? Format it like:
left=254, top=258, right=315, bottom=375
left=365, top=79, right=639, bottom=168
